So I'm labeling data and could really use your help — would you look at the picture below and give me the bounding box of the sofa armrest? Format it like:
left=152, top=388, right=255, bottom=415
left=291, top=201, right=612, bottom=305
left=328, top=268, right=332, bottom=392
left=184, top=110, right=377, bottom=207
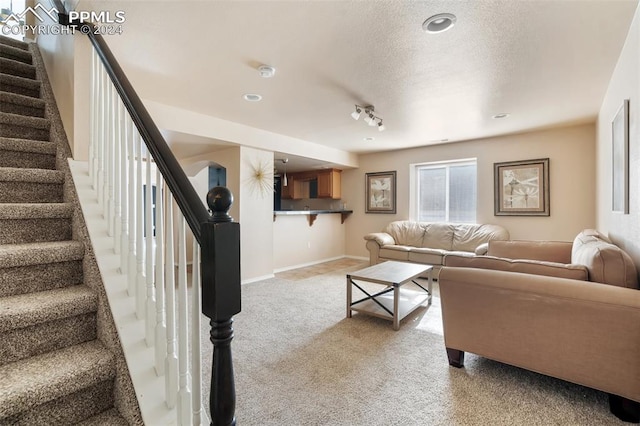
left=487, top=240, right=573, bottom=263
left=439, top=267, right=640, bottom=402
left=363, top=232, right=396, bottom=246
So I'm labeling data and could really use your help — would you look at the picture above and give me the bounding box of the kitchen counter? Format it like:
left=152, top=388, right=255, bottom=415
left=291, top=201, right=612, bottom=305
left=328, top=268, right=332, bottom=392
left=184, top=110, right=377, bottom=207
left=273, top=209, right=353, bottom=226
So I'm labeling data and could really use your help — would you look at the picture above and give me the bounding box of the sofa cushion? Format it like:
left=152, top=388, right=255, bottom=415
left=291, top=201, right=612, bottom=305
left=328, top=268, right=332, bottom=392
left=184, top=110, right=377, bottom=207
left=379, top=245, right=411, bottom=261
left=572, top=230, right=638, bottom=289
left=421, top=223, right=455, bottom=250
left=444, top=254, right=589, bottom=281
left=384, top=221, right=425, bottom=247
left=408, top=247, right=446, bottom=265
left=489, top=240, right=573, bottom=264
left=452, top=224, right=510, bottom=252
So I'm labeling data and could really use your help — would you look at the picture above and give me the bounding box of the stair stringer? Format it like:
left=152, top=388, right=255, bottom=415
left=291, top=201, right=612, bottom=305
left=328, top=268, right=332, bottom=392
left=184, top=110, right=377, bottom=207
left=29, top=42, right=144, bottom=426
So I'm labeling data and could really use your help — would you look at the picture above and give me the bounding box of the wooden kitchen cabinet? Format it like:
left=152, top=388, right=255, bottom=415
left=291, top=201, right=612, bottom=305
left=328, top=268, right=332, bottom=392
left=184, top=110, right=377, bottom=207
left=281, top=175, right=304, bottom=200
left=317, top=169, right=341, bottom=199
left=281, top=169, right=342, bottom=199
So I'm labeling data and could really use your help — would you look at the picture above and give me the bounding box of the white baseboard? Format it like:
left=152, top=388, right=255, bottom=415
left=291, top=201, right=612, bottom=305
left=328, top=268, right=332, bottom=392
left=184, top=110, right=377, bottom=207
left=273, top=255, right=358, bottom=274
left=344, top=255, right=369, bottom=261
left=242, top=273, right=275, bottom=285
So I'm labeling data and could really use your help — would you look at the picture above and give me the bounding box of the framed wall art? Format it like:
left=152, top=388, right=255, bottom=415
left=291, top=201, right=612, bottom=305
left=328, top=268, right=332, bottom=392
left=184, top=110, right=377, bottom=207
left=365, top=171, right=396, bottom=214
left=494, top=158, right=549, bottom=216
left=612, top=99, right=629, bottom=214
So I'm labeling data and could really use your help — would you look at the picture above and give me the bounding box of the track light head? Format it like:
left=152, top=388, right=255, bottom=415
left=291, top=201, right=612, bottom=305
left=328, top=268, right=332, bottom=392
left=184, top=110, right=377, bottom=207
left=367, top=114, right=377, bottom=126
left=351, top=106, right=362, bottom=120
left=377, top=120, right=385, bottom=132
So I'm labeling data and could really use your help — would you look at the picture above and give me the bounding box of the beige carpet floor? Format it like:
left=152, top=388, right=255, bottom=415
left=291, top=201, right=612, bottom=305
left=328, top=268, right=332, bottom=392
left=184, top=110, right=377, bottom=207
left=202, top=260, right=625, bottom=425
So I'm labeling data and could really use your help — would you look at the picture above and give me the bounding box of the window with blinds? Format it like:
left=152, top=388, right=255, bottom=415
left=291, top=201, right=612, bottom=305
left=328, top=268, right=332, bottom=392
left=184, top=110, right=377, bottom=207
left=413, top=159, right=477, bottom=223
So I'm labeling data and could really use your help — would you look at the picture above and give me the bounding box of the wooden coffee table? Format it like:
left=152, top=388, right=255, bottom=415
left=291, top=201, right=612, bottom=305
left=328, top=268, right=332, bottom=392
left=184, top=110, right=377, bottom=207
left=346, top=261, right=433, bottom=330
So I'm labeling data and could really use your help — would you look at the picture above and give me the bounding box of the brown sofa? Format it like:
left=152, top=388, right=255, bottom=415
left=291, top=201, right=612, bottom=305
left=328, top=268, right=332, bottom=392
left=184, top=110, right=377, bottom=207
left=439, top=229, right=640, bottom=422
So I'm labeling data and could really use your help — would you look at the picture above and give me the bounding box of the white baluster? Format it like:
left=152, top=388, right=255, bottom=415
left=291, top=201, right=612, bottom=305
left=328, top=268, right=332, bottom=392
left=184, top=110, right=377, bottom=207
left=89, top=49, right=96, bottom=183
left=145, top=150, right=156, bottom=347
left=127, top=119, right=137, bottom=296
left=105, top=80, right=113, bottom=234
left=155, top=174, right=166, bottom=375
left=97, top=64, right=106, bottom=208
left=165, top=191, right=178, bottom=408
left=120, top=103, right=129, bottom=273
left=177, top=214, right=192, bottom=425
left=191, top=243, right=204, bottom=425
left=136, top=133, right=146, bottom=320
left=113, top=91, right=122, bottom=254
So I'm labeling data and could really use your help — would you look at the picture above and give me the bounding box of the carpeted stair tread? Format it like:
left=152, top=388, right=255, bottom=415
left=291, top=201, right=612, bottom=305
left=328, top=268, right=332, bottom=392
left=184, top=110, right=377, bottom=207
left=0, top=56, right=36, bottom=79
left=0, top=72, right=40, bottom=98
left=0, top=137, right=55, bottom=154
left=0, top=240, right=84, bottom=269
left=0, top=91, right=45, bottom=117
left=0, top=166, right=63, bottom=183
left=76, top=408, right=129, bottom=426
left=0, top=111, right=50, bottom=140
left=1, top=381, right=115, bottom=425
left=0, top=260, right=83, bottom=297
left=0, top=285, right=96, bottom=333
left=0, top=43, right=32, bottom=64
left=0, top=111, right=49, bottom=130
left=0, top=203, right=73, bottom=244
left=0, top=35, right=29, bottom=51
left=0, top=340, right=115, bottom=419
left=0, top=137, right=56, bottom=169
left=0, top=202, right=73, bottom=219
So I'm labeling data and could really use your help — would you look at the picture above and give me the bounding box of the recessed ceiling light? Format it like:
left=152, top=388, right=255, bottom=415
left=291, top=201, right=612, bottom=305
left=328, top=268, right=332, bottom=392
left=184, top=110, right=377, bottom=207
left=492, top=113, right=510, bottom=119
left=423, top=13, right=456, bottom=33
left=363, top=137, right=375, bottom=141
left=243, top=93, right=262, bottom=102
left=258, top=65, right=276, bottom=78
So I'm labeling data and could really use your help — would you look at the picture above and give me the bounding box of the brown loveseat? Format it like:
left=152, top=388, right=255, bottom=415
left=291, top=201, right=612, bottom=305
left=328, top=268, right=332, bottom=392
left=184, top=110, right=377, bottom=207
left=438, top=229, right=640, bottom=422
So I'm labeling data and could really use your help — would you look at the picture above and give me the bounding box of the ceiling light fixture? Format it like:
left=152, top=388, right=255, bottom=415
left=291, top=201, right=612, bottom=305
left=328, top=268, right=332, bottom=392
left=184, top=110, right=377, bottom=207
left=351, top=104, right=385, bottom=132
left=243, top=93, right=262, bottom=102
left=492, top=113, right=510, bottom=119
left=258, top=65, right=276, bottom=78
left=422, top=13, right=457, bottom=34
left=278, top=158, right=289, bottom=186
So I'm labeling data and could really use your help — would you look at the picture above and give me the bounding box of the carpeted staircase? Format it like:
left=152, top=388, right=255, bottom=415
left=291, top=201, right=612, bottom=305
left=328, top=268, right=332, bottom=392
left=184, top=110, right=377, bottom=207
left=0, top=35, right=140, bottom=425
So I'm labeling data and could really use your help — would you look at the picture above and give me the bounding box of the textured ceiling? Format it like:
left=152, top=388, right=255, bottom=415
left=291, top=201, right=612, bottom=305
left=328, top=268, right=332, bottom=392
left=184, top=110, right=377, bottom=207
left=89, top=0, right=638, bottom=164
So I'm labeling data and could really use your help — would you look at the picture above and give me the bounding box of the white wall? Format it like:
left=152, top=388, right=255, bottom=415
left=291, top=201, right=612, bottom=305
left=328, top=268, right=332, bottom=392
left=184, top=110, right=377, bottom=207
left=343, top=123, right=597, bottom=258
left=596, top=7, right=640, bottom=272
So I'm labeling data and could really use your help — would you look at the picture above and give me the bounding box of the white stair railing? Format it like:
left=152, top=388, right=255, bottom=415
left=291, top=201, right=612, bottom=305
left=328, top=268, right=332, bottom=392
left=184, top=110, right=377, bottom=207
left=88, top=55, right=212, bottom=425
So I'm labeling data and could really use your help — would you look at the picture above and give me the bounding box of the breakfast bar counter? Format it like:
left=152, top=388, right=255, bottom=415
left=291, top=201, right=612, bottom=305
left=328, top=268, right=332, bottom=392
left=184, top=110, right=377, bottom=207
left=273, top=209, right=353, bottom=226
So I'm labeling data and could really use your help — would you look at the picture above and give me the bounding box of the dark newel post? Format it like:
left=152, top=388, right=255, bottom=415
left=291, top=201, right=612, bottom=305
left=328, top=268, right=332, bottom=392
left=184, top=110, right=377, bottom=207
left=202, top=187, right=241, bottom=426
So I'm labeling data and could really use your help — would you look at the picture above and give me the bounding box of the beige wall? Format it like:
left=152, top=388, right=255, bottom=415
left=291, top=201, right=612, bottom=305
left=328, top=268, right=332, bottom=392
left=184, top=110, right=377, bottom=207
left=36, top=13, right=91, bottom=159
left=343, top=123, right=597, bottom=258
left=273, top=214, right=347, bottom=270
left=36, top=26, right=75, bottom=150
left=238, top=147, right=274, bottom=282
left=597, top=7, right=640, bottom=271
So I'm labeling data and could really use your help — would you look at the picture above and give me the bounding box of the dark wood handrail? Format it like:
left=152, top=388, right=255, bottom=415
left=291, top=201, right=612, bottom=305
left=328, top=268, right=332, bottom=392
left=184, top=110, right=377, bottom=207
left=52, top=1, right=209, bottom=243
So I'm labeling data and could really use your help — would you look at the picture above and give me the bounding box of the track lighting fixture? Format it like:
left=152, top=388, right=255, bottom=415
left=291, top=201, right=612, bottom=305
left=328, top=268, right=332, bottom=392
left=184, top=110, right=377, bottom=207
left=351, top=104, right=385, bottom=131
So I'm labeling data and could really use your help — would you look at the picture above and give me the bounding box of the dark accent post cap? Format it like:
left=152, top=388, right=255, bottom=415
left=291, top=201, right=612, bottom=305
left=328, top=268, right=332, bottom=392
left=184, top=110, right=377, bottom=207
left=207, top=186, right=234, bottom=222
